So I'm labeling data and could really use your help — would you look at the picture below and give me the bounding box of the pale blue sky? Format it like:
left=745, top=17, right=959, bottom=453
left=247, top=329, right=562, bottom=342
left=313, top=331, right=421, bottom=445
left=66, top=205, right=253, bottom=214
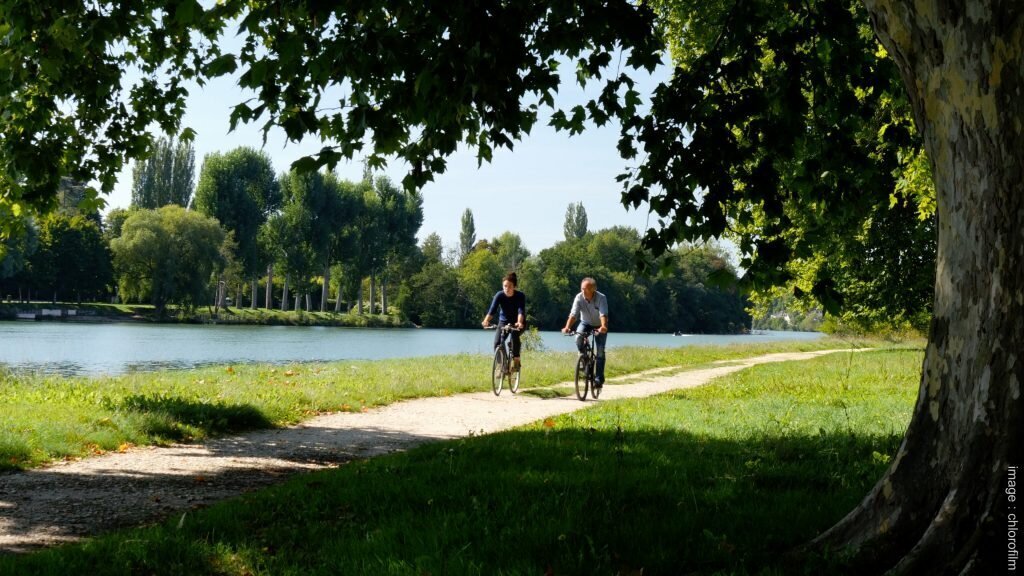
left=105, top=57, right=673, bottom=255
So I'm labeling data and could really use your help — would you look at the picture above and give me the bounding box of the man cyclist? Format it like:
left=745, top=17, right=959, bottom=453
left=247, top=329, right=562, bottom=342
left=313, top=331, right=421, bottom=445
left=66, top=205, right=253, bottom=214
left=560, top=277, right=609, bottom=387
left=482, top=271, right=526, bottom=371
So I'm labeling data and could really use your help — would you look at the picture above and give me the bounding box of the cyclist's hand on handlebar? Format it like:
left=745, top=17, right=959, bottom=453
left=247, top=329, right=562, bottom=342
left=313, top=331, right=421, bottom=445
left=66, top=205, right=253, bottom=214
left=514, top=322, right=524, bottom=330
left=482, top=321, right=491, bottom=329
left=598, top=326, right=608, bottom=334
left=561, top=327, right=571, bottom=335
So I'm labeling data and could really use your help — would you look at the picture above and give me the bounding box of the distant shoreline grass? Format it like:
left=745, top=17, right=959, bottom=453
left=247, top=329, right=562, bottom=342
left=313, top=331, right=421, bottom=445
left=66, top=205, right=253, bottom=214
left=0, top=302, right=409, bottom=328
left=0, top=337, right=909, bottom=471
left=0, top=347, right=923, bottom=575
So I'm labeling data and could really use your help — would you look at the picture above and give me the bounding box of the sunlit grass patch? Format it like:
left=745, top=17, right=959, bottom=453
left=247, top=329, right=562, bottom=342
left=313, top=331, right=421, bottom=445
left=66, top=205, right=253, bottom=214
left=0, top=337, right=901, bottom=470
left=0, top=348, right=922, bottom=575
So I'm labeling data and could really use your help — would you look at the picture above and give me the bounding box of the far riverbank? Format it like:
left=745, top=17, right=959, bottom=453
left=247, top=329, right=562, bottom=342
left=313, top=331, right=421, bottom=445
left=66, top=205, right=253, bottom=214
left=0, top=302, right=409, bottom=328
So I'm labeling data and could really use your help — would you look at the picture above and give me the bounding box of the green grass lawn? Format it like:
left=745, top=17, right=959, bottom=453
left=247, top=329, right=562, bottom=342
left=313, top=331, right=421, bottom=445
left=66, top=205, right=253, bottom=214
left=0, top=338, right=893, bottom=471
left=0, top=347, right=922, bottom=575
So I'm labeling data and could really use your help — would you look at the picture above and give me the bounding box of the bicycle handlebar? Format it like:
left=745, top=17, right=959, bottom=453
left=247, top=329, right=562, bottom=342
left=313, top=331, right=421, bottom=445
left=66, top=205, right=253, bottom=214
left=484, top=324, right=522, bottom=332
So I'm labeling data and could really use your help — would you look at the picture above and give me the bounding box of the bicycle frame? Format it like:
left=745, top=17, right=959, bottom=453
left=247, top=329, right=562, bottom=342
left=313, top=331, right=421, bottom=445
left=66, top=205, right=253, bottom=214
left=486, top=324, right=521, bottom=395
left=568, top=328, right=599, bottom=401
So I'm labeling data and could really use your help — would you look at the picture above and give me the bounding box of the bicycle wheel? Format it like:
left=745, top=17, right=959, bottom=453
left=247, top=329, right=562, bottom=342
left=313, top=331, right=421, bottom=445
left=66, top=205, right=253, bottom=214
left=590, top=357, right=601, bottom=399
left=574, top=354, right=589, bottom=401
left=492, top=347, right=505, bottom=396
left=509, top=358, right=520, bottom=394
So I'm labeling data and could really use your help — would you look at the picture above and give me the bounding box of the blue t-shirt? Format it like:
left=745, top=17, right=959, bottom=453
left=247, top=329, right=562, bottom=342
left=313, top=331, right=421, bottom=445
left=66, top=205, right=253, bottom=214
left=487, top=290, right=526, bottom=323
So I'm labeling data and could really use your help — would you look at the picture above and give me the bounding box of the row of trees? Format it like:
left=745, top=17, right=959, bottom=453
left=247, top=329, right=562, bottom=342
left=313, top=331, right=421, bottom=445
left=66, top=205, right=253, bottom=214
left=2, top=162, right=749, bottom=334
left=400, top=208, right=750, bottom=334
left=1, top=144, right=423, bottom=317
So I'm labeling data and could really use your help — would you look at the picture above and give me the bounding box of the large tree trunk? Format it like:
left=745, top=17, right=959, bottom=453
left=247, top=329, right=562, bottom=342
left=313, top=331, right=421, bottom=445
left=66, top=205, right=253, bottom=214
left=381, top=276, right=387, bottom=315
left=335, top=279, right=343, bottom=312
left=357, top=283, right=363, bottom=314
left=251, top=278, right=258, bottom=309
left=812, top=3, right=1023, bottom=573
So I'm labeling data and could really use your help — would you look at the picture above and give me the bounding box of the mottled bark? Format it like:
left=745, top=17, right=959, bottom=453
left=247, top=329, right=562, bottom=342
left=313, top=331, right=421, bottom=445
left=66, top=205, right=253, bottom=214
left=381, top=277, right=388, bottom=315
left=813, top=2, right=1024, bottom=573
left=357, top=284, right=363, bottom=314
left=250, top=278, right=257, bottom=310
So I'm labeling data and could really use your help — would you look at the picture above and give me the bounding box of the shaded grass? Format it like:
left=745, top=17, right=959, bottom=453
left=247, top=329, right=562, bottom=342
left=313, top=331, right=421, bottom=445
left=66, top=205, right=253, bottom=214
left=0, top=337, right=899, bottom=470
left=0, top=347, right=922, bottom=575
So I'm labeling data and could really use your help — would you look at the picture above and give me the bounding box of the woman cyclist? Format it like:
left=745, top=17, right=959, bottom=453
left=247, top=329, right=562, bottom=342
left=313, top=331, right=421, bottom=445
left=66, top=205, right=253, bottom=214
left=481, top=271, right=526, bottom=371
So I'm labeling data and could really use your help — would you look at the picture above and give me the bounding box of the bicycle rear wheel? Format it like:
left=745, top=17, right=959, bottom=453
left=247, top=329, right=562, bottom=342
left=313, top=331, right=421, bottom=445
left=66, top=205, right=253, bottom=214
left=492, top=347, right=506, bottom=396
left=574, top=354, right=589, bottom=401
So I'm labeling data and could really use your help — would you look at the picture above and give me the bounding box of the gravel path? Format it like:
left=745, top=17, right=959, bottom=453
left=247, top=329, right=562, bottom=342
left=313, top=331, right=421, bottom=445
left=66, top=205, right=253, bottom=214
left=0, top=349, right=855, bottom=553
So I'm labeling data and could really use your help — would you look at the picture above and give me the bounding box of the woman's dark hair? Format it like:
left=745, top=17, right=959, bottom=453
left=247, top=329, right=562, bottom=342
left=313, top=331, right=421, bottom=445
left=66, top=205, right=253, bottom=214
left=503, top=272, right=518, bottom=287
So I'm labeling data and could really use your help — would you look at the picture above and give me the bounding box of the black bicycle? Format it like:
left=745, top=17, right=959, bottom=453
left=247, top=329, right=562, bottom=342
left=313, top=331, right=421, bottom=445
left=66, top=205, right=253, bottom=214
left=485, top=324, right=521, bottom=396
left=567, top=329, right=600, bottom=401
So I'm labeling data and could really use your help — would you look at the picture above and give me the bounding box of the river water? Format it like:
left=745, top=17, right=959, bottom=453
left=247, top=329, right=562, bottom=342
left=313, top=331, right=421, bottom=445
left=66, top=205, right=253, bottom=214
left=0, top=322, right=822, bottom=376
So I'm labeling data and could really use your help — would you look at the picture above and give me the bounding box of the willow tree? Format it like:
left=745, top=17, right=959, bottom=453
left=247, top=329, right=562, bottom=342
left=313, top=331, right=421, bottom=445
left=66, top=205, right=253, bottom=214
left=0, top=0, right=1019, bottom=572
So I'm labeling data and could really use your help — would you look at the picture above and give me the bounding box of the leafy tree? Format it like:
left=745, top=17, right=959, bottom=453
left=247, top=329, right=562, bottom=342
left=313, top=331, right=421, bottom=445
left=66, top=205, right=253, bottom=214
left=130, top=136, right=196, bottom=209
left=458, top=208, right=476, bottom=264
left=111, top=205, right=225, bottom=316
left=102, top=208, right=133, bottom=244
left=374, top=176, right=424, bottom=314
left=2, top=1, right=1020, bottom=570
left=458, top=249, right=504, bottom=322
left=0, top=219, right=39, bottom=300
left=563, top=202, right=588, bottom=241
left=492, top=231, right=530, bottom=272
left=398, top=260, right=463, bottom=327
left=420, top=232, right=445, bottom=264
left=28, top=213, right=112, bottom=304
left=193, top=147, right=281, bottom=308
left=272, top=174, right=328, bottom=311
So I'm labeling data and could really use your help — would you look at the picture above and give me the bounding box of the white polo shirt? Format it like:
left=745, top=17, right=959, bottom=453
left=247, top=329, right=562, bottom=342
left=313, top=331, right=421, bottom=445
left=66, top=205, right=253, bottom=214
left=569, top=291, right=608, bottom=328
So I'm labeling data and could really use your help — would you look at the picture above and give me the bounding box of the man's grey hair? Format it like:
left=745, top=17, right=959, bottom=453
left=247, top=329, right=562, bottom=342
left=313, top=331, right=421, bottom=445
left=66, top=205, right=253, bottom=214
left=581, top=277, right=597, bottom=287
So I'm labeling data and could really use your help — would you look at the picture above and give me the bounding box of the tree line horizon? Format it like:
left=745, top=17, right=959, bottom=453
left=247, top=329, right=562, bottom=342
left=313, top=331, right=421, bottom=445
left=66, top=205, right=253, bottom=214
left=0, top=139, right=753, bottom=334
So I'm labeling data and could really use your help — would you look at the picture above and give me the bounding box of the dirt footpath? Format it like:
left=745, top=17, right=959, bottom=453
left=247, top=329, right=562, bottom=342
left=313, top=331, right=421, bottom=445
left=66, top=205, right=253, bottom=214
left=0, top=349, right=855, bottom=553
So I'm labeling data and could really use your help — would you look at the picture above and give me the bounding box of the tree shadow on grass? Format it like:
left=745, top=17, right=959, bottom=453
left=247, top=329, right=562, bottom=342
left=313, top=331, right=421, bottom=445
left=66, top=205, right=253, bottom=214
left=1, top=425, right=902, bottom=575
left=114, top=395, right=275, bottom=441
left=0, top=424, right=447, bottom=556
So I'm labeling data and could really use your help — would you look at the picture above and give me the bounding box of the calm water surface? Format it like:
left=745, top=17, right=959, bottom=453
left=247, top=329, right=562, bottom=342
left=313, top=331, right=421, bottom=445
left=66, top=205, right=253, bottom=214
left=0, top=321, right=822, bottom=376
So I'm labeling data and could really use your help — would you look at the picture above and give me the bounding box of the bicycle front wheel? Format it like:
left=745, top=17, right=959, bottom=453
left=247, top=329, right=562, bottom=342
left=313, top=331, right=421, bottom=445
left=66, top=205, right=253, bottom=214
left=574, top=355, right=589, bottom=401
left=590, top=361, right=601, bottom=399
left=492, top=347, right=506, bottom=396
left=510, top=360, right=520, bottom=394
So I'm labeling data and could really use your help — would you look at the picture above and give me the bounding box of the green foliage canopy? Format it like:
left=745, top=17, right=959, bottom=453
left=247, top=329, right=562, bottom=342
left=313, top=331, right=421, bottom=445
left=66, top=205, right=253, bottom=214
left=110, top=205, right=225, bottom=315
left=131, top=136, right=196, bottom=209
left=193, top=147, right=280, bottom=280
